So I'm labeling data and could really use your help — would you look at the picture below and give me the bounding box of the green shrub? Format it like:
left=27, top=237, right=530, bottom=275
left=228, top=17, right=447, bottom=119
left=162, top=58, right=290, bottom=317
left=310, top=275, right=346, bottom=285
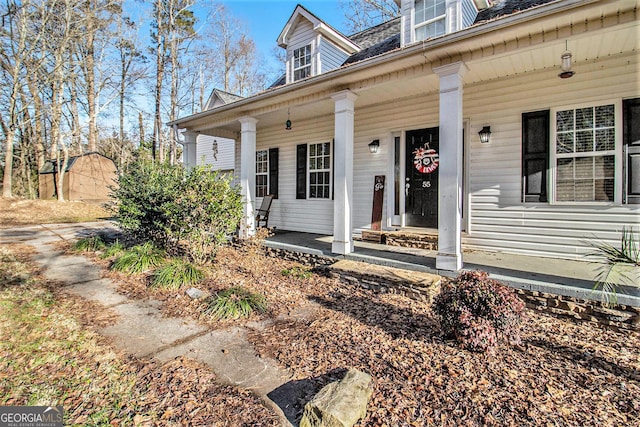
left=203, top=287, right=267, bottom=320
left=281, top=266, right=312, bottom=279
left=151, top=259, right=205, bottom=290
left=100, top=240, right=125, bottom=259
left=433, top=271, right=525, bottom=352
left=111, top=242, right=166, bottom=274
left=73, top=235, right=107, bottom=252
left=109, top=161, right=243, bottom=263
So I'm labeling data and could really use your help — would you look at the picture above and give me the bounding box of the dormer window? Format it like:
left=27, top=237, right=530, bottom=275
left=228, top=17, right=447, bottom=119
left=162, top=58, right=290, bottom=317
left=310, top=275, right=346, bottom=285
left=293, top=44, right=312, bottom=81
left=414, top=0, right=446, bottom=41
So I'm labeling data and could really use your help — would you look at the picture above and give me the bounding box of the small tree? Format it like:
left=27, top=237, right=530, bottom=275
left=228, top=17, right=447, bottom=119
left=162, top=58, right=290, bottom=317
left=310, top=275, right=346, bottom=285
left=110, top=160, right=243, bottom=263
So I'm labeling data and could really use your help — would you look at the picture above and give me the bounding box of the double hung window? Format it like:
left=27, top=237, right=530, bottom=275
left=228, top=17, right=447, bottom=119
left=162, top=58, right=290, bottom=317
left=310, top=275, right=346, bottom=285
left=293, top=44, right=311, bottom=81
left=414, top=0, right=446, bottom=42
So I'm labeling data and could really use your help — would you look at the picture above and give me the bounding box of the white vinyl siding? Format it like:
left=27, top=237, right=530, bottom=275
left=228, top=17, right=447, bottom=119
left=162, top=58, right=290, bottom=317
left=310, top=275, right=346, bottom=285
left=319, top=38, right=350, bottom=73
left=461, top=0, right=478, bottom=28
left=196, top=135, right=235, bottom=172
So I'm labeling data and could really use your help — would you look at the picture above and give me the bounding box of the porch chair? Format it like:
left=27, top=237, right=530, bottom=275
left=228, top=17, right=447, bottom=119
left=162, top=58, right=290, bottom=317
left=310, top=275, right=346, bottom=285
left=255, top=194, right=274, bottom=228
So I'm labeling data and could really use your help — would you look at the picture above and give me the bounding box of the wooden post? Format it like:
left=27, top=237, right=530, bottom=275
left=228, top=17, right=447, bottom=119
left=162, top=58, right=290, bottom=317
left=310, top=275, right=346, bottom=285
left=371, top=175, right=385, bottom=231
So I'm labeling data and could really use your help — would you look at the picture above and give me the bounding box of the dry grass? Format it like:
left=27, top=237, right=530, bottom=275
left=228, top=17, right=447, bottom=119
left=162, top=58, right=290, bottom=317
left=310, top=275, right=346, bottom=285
left=0, top=198, right=110, bottom=227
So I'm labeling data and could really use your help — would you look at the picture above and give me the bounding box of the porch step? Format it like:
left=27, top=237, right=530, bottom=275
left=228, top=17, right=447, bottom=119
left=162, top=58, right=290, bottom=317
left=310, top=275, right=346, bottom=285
left=360, top=230, right=438, bottom=250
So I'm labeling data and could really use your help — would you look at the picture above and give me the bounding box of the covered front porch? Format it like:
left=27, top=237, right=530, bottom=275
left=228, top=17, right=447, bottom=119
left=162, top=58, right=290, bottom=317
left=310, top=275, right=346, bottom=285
left=264, top=229, right=640, bottom=307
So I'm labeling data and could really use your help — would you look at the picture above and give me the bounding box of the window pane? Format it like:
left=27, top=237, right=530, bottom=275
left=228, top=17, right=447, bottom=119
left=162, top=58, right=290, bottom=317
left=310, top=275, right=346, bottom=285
left=557, top=132, right=574, bottom=154
left=595, top=155, right=615, bottom=178
left=575, top=107, right=593, bottom=130
left=596, top=104, right=615, bottom=128
left=575, top=179, right=593, bottom=201
left=595, top=179, right=614, bottom=201
left=575, top=130, right=594, bottom=152
left=556, top=110, right=574, bottom=132
left=595, top=128, right=615, bottom=151
left=557, top=158, right=573, bottom=180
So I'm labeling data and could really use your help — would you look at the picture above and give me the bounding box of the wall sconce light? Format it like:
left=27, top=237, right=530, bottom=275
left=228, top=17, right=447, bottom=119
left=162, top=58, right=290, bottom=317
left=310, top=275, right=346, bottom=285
left=368, top=139, right=380, bottom=153
left=558, top=41, right=575, bottom=79
left=285, top=108, right=292, bottom=130
left=478, top=126, right=491, bottom=144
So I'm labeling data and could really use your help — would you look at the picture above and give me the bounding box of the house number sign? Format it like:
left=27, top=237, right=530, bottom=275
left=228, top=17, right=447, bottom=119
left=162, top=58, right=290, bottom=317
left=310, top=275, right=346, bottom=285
left=413, top=144, right=439, bottom=174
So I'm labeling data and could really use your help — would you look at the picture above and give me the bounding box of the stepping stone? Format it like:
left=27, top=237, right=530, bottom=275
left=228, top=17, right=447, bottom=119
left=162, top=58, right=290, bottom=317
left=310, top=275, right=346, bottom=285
left=155, top=326, right=290, bottom=396
left=101, top=300, right=207, bottom=358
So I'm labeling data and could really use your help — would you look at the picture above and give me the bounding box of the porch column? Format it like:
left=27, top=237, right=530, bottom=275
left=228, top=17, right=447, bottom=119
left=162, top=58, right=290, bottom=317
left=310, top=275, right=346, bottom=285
left=331, top=90, right=358, bottom=255
left=434, top=62, right=467, bottom=271
left=182, top=131, right=198, bottom=168
left=239, top=117, right=258, bottom=239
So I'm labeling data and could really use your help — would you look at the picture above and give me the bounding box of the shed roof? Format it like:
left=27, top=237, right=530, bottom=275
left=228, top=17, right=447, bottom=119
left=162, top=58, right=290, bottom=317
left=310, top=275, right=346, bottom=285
left=39, top=152, right=115, bottom=174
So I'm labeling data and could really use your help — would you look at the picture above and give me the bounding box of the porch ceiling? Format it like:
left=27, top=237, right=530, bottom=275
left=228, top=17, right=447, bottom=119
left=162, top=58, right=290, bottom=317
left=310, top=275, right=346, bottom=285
left=190, top=0, right=638, bottom=138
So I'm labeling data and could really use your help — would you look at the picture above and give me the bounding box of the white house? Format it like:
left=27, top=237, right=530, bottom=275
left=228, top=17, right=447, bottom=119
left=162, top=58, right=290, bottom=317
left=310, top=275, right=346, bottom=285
left=170, top=0, right=640, bottom=272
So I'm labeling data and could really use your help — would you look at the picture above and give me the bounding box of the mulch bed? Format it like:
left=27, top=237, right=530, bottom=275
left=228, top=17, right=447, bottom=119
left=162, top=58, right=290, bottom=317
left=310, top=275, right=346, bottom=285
left=70, top=240, right=640, bottom=426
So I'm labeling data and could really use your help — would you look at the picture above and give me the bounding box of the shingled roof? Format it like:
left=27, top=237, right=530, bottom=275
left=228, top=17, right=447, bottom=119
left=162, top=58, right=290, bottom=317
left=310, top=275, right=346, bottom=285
left=475, top=0, right=559, bottom=23
left=270, top=0, right=562, bottom=88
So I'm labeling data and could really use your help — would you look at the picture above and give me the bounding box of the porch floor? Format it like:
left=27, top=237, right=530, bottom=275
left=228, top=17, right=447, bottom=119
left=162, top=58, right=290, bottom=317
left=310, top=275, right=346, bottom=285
left=264, top=230, right=640, bottom=306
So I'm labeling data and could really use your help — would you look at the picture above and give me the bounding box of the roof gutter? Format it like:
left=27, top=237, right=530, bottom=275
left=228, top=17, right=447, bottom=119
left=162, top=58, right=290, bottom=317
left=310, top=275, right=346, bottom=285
left=168, top=0, right=599, bottom=128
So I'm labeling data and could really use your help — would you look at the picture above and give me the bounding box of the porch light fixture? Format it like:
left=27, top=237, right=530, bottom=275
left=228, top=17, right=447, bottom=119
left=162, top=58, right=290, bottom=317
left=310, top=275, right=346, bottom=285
left=478, top=126, right=491, bottom=144
left=558, top=41, right=575, bottom=79
left=285, top=108, right=292, bottom=130
left=368, top=139, right=380, bottom=153
left=212, top=139, right=218, bottom=161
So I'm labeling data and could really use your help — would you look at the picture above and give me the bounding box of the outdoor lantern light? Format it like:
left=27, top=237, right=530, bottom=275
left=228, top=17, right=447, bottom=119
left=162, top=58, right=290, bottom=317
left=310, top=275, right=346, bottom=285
left=368, top=139, right=380, bottom=153
left=478, top=126, right=491, bottom=144
left=559, top=41, right=575, bottom=79
left=285, top=108, right=292, bottom=130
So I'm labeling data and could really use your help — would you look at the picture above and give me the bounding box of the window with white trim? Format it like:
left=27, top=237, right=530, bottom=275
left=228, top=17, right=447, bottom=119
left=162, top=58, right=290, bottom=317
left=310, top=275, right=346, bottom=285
left=414, top=0, right=446, bottom=42
left=256, top=150, right=268, bottom=197
left=554, top=104, right=617, bottom=202
left=308, top=142, right=331, bottom=199
left=293, top=44, right=311, bottom=81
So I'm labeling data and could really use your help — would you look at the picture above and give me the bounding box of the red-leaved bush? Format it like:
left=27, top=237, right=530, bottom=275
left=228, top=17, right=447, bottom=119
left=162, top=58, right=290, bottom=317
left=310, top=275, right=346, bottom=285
left=433, top=270, right=525, bottom=352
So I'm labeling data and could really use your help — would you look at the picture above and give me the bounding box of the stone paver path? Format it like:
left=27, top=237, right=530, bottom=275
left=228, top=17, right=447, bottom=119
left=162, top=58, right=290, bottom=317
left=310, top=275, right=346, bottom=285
left=0, top=222, right=293, bottom=426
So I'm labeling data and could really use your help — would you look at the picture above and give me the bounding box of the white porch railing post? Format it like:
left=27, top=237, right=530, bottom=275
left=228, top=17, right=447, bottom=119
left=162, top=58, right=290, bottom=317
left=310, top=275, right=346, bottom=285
left=182, top=131, right=198, bottom=168
left=434, top=62, right=467, bottom=272
left=331, top=90, right=358, bottom=255
left=239, top=117, right=258, bottom=239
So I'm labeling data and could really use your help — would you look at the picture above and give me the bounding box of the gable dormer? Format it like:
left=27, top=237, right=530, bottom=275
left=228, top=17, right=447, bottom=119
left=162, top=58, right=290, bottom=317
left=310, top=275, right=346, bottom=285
left=277, top=5, right=359, bottom=84
left=400, top=0, right=489, bottom=46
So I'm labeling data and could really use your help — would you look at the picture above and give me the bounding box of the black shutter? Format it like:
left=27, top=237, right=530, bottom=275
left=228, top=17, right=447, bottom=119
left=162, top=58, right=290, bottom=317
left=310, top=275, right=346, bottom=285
left=522, top=110, right=550, bottom=203
left=624, top=98, right=640, bottom=204
left=296, top=144, right=307, bottom=199
left=268, top=147, right=279, bottom=199
left=332, top=139, right=335, bottom=200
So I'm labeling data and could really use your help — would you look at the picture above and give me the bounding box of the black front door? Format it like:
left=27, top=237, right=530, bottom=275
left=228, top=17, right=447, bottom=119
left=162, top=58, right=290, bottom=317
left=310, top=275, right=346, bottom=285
left=405, top=127, right=439, bottom=227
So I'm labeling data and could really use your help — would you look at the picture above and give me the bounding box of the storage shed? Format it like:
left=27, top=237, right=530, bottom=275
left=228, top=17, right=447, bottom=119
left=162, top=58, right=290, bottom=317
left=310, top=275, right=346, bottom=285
left=39, top=152, right=117, bottom=201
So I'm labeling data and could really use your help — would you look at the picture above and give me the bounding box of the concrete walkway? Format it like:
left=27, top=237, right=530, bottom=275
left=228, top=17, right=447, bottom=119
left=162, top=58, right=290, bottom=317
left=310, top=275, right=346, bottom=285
left=0, top=222, right=293, bottom=426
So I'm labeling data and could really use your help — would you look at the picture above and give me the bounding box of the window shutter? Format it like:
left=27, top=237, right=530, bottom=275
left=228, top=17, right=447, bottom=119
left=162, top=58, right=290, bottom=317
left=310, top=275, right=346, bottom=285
left=522, top=110, right=550, bottom=203
left=624, top=98, right=640, bottom=204
left=332, top=139, right=335, bottom=200
left=268, top=147, right=279, bottom=199
left=296, top=144, right=307, bottom=199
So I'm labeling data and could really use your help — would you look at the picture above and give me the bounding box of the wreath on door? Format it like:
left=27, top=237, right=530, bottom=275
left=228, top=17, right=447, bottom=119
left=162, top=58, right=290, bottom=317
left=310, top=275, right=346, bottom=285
left=413, top=144, right=439, bottom=174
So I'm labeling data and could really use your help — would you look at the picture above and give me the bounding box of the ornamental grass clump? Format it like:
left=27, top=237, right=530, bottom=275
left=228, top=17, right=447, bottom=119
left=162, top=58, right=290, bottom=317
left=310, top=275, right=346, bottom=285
left=151, top=259, right=205, bottom=290
left=433, top=270, right=525, bottom=352
left=73, top=235, right=107, bottom=252
left=204, top=287, right=267, bottom=320
left=100, top=240, right=126, bottom=259
left=111, top=242, right=166, bottom=274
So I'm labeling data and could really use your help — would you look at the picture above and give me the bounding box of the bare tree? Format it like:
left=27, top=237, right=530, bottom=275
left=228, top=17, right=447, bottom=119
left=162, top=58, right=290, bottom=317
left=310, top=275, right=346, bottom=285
left=340, top=0, right=399, bottom=33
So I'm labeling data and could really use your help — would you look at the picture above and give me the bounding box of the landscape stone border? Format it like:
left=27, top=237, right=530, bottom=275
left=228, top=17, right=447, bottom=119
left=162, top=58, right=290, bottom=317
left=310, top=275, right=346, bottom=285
left=263, top=245, right=639, bottom=333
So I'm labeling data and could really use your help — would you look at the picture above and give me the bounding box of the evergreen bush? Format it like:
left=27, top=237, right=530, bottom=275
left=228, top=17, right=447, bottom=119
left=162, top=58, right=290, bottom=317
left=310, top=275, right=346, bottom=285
left=433, top=271, right=525, bottom=352
left=110, top=161, right=243, bottom=263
